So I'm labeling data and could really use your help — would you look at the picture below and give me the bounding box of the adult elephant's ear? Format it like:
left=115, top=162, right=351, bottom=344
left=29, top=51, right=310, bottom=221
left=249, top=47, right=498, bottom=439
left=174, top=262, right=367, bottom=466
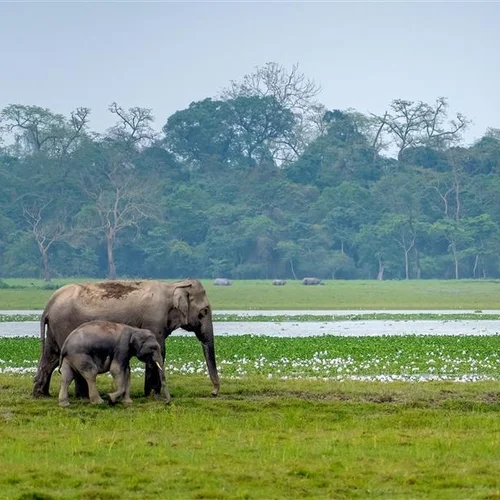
left=173, top=284, right=190, bottom=324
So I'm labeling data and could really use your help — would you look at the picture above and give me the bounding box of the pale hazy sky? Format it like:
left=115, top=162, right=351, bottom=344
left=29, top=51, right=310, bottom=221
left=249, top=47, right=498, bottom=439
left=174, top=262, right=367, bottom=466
left=1, top=1, right=499, bottom=145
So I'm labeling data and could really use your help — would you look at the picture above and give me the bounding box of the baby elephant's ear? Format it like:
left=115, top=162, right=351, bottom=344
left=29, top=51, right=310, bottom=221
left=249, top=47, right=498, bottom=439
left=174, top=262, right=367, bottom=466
left=129, top=330, right=143, bottom=352
left=173, top=286, right=189, bottom=324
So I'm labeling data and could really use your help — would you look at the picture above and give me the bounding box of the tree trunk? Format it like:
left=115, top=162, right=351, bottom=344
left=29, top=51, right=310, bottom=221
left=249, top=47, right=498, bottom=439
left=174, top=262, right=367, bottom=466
left=451, top=243, right=459, bottom=279
left=376, top=257, right=384, bottom=280
left=404, top=249, right=410, bottom=280
left=472, top=254, right=479, bottom=279
left=40, top=246, right=51, bottom=282
left=414, top=246, right=421, bottom=279
left=107, top=232, right=117, bottom=280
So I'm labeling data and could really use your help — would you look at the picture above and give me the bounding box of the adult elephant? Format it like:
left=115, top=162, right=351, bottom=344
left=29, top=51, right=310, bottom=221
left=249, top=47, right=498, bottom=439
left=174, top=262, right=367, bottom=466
left=33, top=279, right=219, bottom=399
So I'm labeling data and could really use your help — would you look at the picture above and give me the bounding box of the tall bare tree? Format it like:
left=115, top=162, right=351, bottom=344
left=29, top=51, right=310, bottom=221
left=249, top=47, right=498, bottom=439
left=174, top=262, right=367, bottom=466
left=220, top=62, right=323, bottom=164
left=22, top=199, right=67, bottom=281
left=77, top=104, right=160, bottom=279
left=0, top=104, right=90, bottom=161
left=373, top=97, right=468, bottom=160
left=107, top=102, right=157, bottom=148
left=80, top=163, right=157, bottom=279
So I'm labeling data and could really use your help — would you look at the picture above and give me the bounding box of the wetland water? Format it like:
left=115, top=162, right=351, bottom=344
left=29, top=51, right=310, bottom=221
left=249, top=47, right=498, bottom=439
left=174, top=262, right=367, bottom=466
left=0, top=310, right=499, bottom=338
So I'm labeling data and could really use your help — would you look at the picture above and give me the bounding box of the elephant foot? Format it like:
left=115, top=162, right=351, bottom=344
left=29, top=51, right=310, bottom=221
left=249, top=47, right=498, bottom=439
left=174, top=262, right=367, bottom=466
left=32, top=380, right=51, bottom=398
left=33, top=389, right=51, bottom=399
left=59, top=400, right=70, bottom=408
left=75, top=391, right=90, bottom=400
left=107, top=392, right=118, bottom=405
left=90, top=397, right=105, bottom=405
left=122, top=398, right=133, bottom=406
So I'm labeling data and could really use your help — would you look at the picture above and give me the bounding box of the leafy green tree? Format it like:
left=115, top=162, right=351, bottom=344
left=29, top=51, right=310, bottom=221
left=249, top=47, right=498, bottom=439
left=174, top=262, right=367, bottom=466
left=163, top=95, right=295, bottom=172
left=0, top=105, right=90, bottom=280
left=220, top=61, right=323, bottom=164
left=286, top=110, right=383, bottom=187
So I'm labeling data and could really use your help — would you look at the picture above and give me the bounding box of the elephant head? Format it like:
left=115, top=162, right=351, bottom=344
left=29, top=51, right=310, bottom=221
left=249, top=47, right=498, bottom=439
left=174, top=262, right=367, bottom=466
left=171, top=280, right=219, bottom=397
left=130, top=328, right=170, bottom=402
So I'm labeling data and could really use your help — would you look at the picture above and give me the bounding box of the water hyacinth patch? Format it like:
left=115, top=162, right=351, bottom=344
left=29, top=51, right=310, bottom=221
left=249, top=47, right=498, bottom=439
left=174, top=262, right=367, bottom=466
left=0, top=314, right=41, bottom=322
left=1, top=335, right=499, bottom=382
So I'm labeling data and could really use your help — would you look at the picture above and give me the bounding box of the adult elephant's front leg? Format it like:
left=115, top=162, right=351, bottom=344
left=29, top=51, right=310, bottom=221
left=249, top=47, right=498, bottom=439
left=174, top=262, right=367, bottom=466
left=144, top=361, right=162, bottom=396
left=144, top=338, right=165, bottom=396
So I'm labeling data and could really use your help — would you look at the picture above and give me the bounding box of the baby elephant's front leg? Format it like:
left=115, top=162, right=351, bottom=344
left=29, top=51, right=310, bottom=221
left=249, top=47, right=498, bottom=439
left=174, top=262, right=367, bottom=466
left=108, top=361, right=132, bottom=405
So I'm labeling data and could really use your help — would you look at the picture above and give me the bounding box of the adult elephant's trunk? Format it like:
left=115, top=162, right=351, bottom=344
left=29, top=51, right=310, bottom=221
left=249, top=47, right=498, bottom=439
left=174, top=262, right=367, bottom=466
left=197, top=317, right=220, bottom=397
left=152, top=352, right=171, bottom=403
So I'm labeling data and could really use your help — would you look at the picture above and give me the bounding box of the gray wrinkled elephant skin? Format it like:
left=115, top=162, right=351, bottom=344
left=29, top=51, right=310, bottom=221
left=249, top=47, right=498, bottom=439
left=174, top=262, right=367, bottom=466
left=58, top=321, right=170, bottom=407
left=33, top=279, right=219, bottom=400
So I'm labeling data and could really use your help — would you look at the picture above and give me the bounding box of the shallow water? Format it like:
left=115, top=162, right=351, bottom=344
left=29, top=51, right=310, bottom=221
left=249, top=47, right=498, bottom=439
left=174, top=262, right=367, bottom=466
left=4, top=309, right=500, bottom=317
left=1, top=319, right=499, bottom=338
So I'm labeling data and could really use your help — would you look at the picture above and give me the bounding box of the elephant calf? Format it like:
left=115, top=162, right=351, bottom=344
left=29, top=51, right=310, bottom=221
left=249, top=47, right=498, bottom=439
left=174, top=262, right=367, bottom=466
left=58, top=320, right=170, bottom=407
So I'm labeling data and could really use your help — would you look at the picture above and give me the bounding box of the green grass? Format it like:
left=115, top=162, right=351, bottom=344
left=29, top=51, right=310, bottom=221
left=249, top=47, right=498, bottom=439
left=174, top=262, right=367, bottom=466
left=0, top=374, right=499, bottom=499
left=1, top=278, right=500, bottom=310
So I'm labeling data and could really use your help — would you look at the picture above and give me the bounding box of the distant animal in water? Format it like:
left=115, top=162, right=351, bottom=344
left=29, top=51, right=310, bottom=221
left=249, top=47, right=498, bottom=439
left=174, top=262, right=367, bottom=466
left=58, top=321, right=169, bottom=407
left=213, top=278, right=232, bottom=286
left=302, top=277, right=323, bottom=285
left=272, top=279, right=287, bottom=286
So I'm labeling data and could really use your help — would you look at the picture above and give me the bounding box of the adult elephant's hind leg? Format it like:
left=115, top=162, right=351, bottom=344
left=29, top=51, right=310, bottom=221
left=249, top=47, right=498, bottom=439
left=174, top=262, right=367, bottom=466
left=33, top=335, right=60, bottom=398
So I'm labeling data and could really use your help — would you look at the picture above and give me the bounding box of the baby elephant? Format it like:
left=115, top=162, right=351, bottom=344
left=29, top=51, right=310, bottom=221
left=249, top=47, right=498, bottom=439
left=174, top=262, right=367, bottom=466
left=58, top=320, right=170, bottom=407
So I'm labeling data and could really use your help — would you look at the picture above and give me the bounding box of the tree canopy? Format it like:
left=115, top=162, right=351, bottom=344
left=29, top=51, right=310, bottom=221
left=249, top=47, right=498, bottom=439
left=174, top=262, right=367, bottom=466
left=0, top=63, right=498, bottom=281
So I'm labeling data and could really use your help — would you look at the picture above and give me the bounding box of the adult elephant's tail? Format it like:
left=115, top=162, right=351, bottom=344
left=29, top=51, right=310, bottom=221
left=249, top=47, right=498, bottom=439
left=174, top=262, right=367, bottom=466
left=40, top=312, right=48, bottom=357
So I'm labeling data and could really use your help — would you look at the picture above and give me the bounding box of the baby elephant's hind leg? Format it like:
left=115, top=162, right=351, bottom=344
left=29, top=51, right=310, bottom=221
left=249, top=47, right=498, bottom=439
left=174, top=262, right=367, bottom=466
left=77, top=355, right=104, bottom=405
left=58, top=360, right=75, bottom=407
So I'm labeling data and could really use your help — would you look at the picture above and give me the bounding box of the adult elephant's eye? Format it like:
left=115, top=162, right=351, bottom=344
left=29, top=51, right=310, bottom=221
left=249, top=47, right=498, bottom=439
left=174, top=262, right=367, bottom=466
left=198, top=307, right=208, bottom=320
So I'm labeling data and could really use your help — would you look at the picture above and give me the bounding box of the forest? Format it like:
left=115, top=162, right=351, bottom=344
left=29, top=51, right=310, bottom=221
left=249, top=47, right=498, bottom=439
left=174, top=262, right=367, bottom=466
left=1, top=62, right=499, bottom=281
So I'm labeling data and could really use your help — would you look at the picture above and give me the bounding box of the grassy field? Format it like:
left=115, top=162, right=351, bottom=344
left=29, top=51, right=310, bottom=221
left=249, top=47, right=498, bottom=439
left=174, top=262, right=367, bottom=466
left=1, top=335, right=499, bottom=498
left=1, top=278, right=500, bottom=310
left=1, top=280, right=499, bottom=498
left=0, top=375, right=499, bottom=499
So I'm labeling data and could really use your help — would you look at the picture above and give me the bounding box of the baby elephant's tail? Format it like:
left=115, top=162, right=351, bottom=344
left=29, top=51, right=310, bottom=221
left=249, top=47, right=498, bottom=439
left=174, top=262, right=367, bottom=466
left=58, top=345, right=67, bottom=374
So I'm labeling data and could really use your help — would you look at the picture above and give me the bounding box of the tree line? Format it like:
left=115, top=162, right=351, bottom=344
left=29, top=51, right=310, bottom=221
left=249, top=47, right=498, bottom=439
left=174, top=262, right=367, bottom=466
left=1, top=62, right=499, bottom=281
